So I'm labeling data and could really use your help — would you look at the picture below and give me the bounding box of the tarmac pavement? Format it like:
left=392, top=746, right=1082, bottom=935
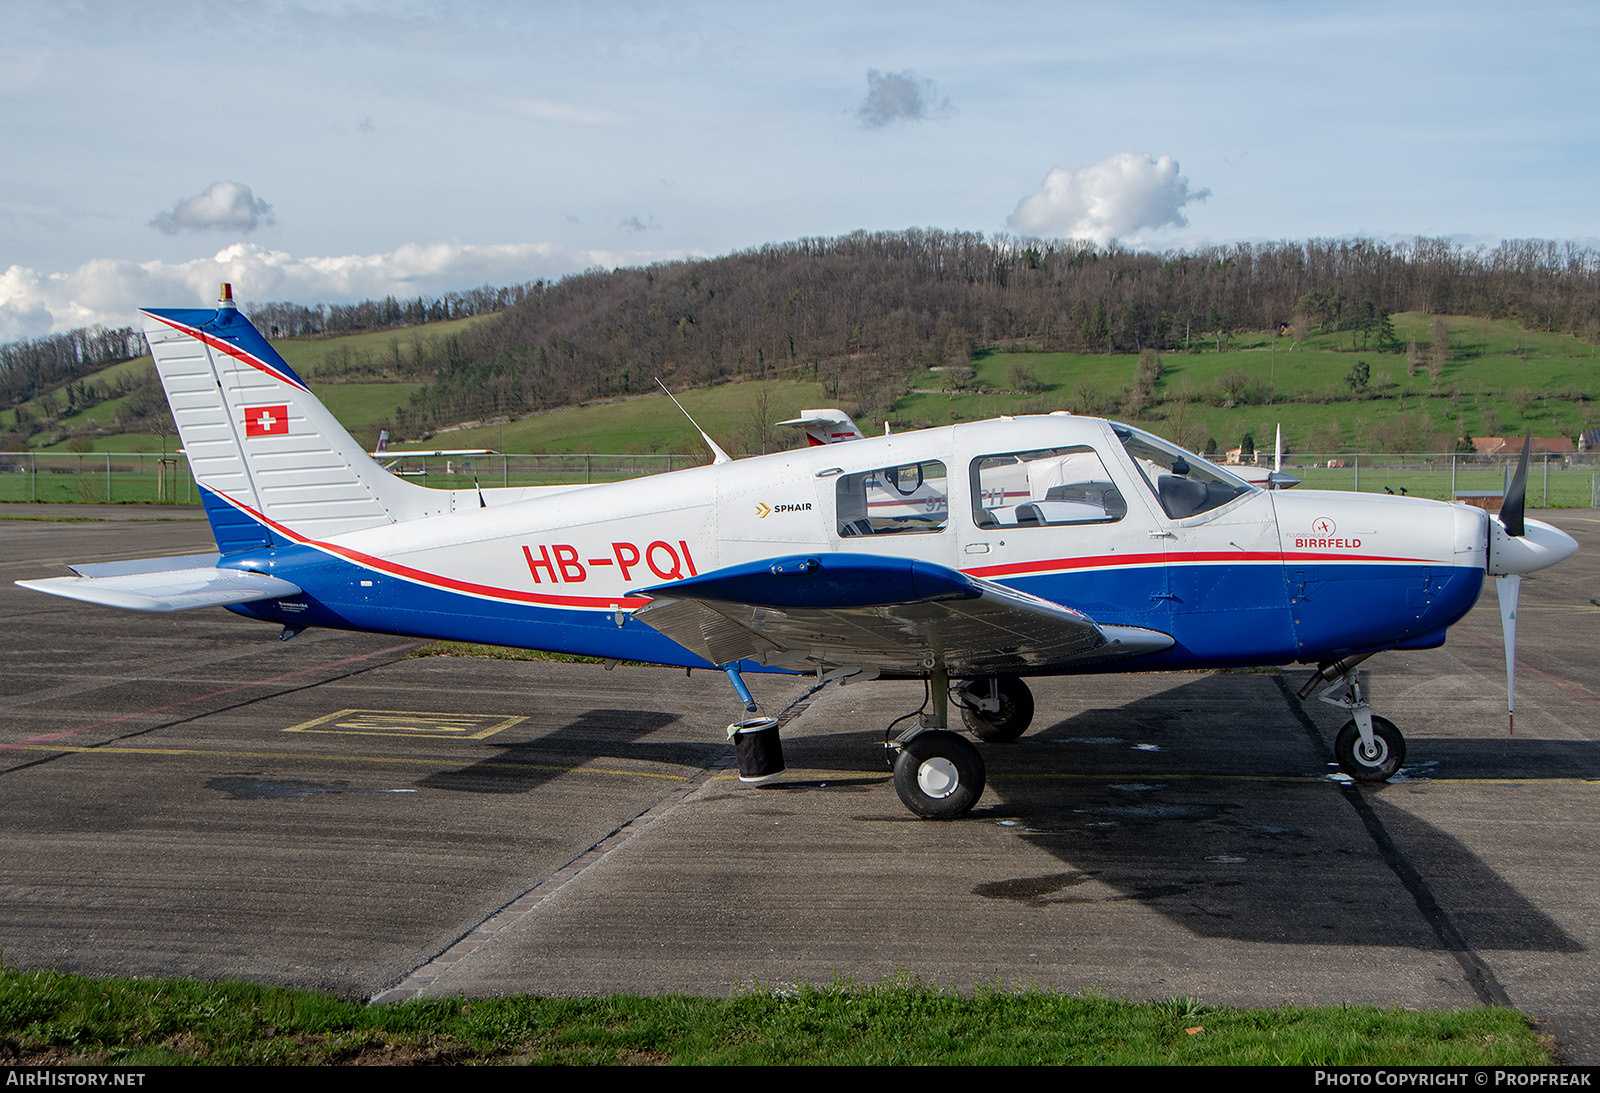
left=2, top=506, right=1597, bottom=1060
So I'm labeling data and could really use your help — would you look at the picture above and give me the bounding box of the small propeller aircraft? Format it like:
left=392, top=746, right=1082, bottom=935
left=18, top=287, right=1579, bottom=818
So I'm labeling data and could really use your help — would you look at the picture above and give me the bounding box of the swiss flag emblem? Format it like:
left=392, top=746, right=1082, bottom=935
left=244, top=405, right=290, bottom=437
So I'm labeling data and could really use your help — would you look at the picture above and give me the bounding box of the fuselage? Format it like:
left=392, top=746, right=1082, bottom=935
left=218, top=413, right=1488, bottom=674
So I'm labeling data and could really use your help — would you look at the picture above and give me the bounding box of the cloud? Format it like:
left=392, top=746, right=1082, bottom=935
left=0, top=240, right=692, bottom=342
left=150, top=181, right=277, bottom=235
left=858, top=69, right=953, bottom=128
left=1007, top=153, right=1211, bottom=245
left=618, top=215, right=659, bottom=233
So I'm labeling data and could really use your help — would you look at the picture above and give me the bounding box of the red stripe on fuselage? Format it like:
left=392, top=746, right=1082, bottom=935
left=207, top=489, right=651, bottom=610
left=967, top=549, right=1436, bottom=581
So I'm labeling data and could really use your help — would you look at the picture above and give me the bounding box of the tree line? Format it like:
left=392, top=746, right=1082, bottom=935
left=390, top=231, right=1600, bottom=437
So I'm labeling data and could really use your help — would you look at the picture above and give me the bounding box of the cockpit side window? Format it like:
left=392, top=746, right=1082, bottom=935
left=969, top=446, right=1126, bottom=529
left=836, top=460, right=949, bottom=536
left=1112, top=424, right=1251, bottom=519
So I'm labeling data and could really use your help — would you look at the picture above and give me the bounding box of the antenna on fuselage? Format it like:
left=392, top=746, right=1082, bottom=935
left=655, top=379, right=732, bottom=465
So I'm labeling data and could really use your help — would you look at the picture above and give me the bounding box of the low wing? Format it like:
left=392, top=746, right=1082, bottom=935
left=17, top=553, right=301, bottom=613
left=630, top=553, right=1171, bottom=677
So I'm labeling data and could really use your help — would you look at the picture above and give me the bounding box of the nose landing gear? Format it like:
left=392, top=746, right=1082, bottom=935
left=1302, top=655, right=1407, bottom=782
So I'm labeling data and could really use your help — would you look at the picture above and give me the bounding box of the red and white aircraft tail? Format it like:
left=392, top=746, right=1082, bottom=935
left=140, top=285, right=452, bottom=550
left=777, top=408, right=865, bottom=446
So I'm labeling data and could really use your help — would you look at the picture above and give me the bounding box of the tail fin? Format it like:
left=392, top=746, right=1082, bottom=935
left=775, top=409, right=865, bottom=447
left=142, top=286, right=441, bottom=552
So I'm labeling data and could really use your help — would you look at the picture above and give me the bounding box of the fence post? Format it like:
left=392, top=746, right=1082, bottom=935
left=1451, top=453, right=1456, bottom=499
left=30, top=453, right=35, bottom=502
left=1353, top=453, right=1359, bottom=493
left=105, top=454, right=112, bottom=503
left=1543, top=453, right=1549, bottom=507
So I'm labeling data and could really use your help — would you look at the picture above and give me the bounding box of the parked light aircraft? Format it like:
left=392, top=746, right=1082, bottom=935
left=18, top=288, right=1579, bottom=818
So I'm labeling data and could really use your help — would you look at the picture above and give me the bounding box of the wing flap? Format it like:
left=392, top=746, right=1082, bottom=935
left=631, top=553, right=1172, bottom=675
left=18, top=557, right=300, bottom=613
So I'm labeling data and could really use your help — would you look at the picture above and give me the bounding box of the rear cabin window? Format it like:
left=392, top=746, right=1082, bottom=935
left=836, top=460, right=949, bottom=536
left=970, top=446, right=1126, bottom=529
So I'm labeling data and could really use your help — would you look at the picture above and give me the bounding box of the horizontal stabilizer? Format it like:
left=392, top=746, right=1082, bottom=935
left=18, top=557, right=300, bottom=613
left=631, top=553, right=1172, bottom=675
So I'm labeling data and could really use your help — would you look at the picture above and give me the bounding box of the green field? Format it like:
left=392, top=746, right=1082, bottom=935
left=900, top=314, right=1600, bottom=453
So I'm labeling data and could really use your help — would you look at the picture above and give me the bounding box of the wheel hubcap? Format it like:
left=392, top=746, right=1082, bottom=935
left=1358, top=740, right=1387, bottom=765
left=916, top=757, right=959, bottom=798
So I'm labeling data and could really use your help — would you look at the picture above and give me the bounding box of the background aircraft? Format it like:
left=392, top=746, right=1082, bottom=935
left=17, top=288, right=1578, bottom=818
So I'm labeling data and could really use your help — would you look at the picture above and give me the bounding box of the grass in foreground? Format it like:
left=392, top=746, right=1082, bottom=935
left=0, top=968, right=1551, bottom=1066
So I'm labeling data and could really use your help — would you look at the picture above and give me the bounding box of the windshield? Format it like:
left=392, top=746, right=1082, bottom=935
left=1112, top=424, right=1253, bottom=519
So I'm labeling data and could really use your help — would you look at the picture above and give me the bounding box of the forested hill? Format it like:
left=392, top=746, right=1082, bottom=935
left=4, top=231, right=1599, bottom=447
left=390, top=232, right=1600, bottom=437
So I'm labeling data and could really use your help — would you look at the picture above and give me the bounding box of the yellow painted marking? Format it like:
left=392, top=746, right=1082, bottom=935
left=5, top=744, right=687, bottom=781
left=283, top=708, right=526, bottom=739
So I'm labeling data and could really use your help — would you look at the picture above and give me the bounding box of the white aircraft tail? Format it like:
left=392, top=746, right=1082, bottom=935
left=776, top=409, right=865, bottom=446
left=142, top=285, right=442, bottom=552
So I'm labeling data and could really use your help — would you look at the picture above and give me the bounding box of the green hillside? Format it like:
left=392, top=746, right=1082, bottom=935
left=8, top=310, right=1598, bottom=460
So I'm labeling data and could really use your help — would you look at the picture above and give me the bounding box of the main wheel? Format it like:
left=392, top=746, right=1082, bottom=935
left=1334, top=716, right=1405, bottom=782
left=958, top=676, right=1035, bottom=742
left=893, top=731, right=986, bottom=819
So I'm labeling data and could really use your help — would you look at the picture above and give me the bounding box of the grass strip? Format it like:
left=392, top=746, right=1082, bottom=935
left=0, top=968, right=1551, bottom=1066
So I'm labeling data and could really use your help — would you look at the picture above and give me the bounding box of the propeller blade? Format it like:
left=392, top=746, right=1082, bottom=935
left=1495, top=573, right=1521, bottom=734
left=1501, top=433, right=1531, bottom=538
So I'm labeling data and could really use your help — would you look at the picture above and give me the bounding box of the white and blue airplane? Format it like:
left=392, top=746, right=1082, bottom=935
left=18, top=287, right=1579, bottom=818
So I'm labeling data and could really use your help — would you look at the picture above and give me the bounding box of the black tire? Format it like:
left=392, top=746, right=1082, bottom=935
left=958, top=676, right=1035, bottom=742
left=893, top=731, right=986, bottom=819
left=1334, top=716, right=1405, bottom=782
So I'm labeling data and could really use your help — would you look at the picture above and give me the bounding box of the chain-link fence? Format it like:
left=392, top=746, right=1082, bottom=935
left=0, top=452, right=711, bottom=505
left=2, top=449, right=1595, bottom=507
left=1273, top=452, right=1598, bottom=508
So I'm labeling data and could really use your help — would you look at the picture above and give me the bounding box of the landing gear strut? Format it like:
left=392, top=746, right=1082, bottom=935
left=1302, top=655, right=1406, bottom=782
left=887, top=664, right=987, bottom=818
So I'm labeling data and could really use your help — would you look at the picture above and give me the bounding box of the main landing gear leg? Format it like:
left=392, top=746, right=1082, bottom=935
left=1301, top=654, right=1406, bottom=782
left=888, top=664, right=987, bottom=819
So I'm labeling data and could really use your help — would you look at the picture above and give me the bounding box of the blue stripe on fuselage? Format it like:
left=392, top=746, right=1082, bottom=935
left=214, top=498, right=1486, bottom=674
left=989, top=559, right=1483, bottom=669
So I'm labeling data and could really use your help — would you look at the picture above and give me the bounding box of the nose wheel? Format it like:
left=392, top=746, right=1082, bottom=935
left=1333, top=716, right=1405, bottom=781
left=1303, top=658, right=1408, bottom=782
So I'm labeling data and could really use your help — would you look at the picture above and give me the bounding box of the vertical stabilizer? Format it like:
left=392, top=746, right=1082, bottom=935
left=141, top=287, right=439, bottom=551
left=776, top=409, right=865, bottom=446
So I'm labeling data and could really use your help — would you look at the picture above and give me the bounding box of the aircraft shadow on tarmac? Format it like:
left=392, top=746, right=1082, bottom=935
left=414, top=708, right=722, bottom=795
left=785, top=673, right=1587, bottom=954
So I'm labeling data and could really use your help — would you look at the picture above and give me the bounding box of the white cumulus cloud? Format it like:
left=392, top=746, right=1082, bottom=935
left=0, top=240, right=692, bottom=342
left=150, top=181, right=277, bottom=235
left=1008, top=153, right=1210, bottom=245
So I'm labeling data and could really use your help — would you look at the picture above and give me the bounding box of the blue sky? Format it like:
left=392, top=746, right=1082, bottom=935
left=3, top=0, right=1597, bottom=339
